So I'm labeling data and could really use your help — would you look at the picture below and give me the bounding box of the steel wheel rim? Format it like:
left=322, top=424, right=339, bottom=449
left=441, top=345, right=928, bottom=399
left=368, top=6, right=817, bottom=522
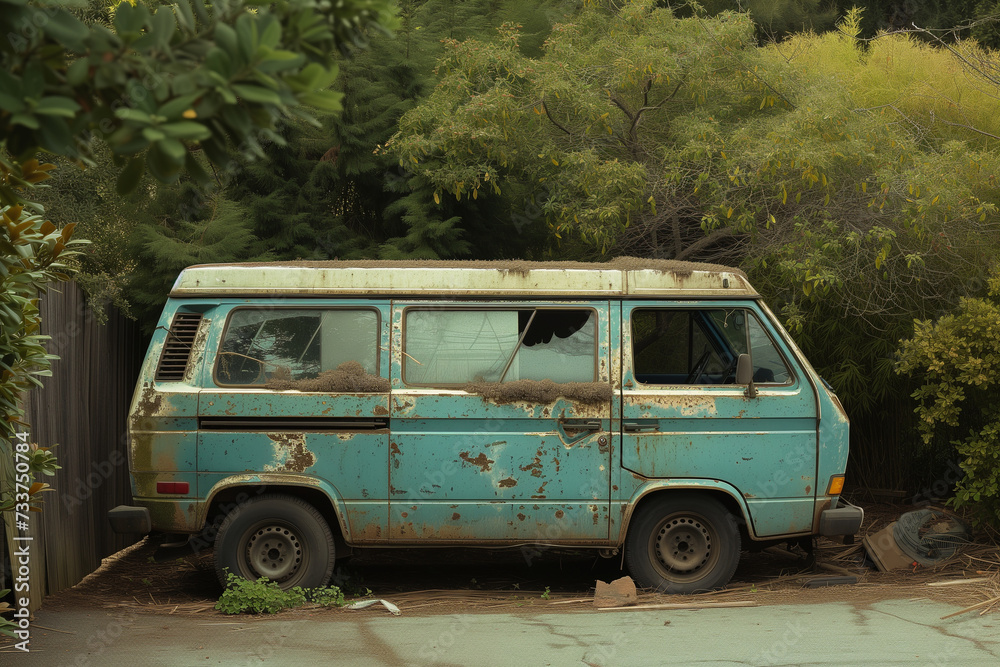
left=650, top=512, right=718, bottom=582
left=245, top=524, right=304, bottom=583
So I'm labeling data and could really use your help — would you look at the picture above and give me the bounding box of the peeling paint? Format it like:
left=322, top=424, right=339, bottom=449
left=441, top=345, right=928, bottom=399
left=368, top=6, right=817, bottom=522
left=519, top=450, right=544, bottom=477
left=459, top=451, right=495, bottom=472
left=499, top=477, right=518, bottom=488
left=263, top=432, right=316, bottom=472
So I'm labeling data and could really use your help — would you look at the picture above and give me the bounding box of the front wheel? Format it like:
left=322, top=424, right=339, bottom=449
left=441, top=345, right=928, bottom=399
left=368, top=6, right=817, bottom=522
left=214, top=494, right=335, bottom=590
left=625, top=494, right=741, bottom=593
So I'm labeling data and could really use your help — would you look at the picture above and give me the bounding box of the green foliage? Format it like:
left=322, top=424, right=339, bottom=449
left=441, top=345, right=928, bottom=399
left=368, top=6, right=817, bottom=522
left=897, top=272, right=1000, bottom=527
left=0, top=200, right=87, bottom=441
left=694, top=0, right=839, bottom=41
left=832, top=0, right=983, bottom=40
left=215, top=573, right=308, bottom=614
left=214, top=572, right=346, bottom=614
left=0, top=0, right=397, bottom=201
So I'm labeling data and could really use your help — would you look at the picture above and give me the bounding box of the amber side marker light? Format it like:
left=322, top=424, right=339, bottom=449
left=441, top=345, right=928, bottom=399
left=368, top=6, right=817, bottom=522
left=156, top=482, right=189, bottom=494
left=826, top=475, right=845, bottom=496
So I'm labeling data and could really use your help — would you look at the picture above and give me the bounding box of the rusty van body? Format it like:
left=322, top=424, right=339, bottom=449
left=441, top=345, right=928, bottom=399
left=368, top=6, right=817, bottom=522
left=109, top=259, right=863, bottom=593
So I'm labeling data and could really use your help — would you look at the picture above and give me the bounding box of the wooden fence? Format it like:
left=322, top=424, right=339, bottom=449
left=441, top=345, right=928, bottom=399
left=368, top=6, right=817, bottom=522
left=1, top=282, right=144, bottom=610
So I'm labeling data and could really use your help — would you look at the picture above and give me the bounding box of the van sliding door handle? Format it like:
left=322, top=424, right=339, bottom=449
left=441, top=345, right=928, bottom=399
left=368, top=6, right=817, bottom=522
left=558, top=419, right=602, bottom=431
left=624, top=422, right=658, bottom=432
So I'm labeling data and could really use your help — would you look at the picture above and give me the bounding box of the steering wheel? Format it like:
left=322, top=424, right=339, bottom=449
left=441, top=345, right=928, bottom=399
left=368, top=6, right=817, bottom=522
left=685, top=350, right=712, bottom=385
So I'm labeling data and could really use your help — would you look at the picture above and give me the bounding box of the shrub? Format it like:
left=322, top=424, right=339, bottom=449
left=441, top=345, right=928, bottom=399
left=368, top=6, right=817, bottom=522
left=897, top=271, right=1000, bottom=527
left=215, top=573, right=347, bottom=615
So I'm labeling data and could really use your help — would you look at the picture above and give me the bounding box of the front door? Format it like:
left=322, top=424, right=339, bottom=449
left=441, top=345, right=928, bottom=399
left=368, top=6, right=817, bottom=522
left=620, top=301, right=818, bottom=536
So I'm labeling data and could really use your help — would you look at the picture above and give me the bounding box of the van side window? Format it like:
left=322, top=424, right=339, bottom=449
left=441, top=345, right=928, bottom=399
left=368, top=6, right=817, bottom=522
left=216, top=309, right=379, bottom=385
left=631, top=309, right=791, bottom=385
left=404, top=309, right=596, bottom=385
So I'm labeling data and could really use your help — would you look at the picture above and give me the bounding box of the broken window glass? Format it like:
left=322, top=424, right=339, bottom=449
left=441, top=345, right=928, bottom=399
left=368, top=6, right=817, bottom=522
left=403, top=309, right=597, bottom=385
left=216, top=309, right=378, bottom=385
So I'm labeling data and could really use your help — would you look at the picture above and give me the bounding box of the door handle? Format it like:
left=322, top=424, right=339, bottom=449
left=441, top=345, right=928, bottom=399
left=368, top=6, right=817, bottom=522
left=623, top=422, right=658, bottom=433
left=559, top=419, right=602, bottom=431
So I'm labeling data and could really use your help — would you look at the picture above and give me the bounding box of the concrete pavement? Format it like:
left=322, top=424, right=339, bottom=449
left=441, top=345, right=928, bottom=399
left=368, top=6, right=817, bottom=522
left=2, top=598, right=998, bottom=666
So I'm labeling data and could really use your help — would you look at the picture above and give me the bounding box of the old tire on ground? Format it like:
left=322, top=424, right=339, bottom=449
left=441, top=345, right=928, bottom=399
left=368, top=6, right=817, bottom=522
left=625, top=494, right=740, bottom=593
left=214, top=494, right=335, bottom=590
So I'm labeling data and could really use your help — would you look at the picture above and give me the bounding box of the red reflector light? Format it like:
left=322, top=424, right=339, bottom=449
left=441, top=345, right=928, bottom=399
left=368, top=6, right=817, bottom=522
left=156, top=482, right=189, bottom=494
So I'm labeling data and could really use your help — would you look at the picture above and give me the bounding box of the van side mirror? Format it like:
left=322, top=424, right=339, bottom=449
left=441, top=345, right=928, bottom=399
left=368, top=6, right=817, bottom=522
left=735, top=354, right=758, bottom=399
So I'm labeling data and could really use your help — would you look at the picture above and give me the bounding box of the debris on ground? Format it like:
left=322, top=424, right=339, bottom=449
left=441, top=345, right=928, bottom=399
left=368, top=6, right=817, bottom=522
left=592, top=576, right=637, bottom=608
left=863, top=509, right=972, bottom=572
left=345, top=599, right=401, bottom=616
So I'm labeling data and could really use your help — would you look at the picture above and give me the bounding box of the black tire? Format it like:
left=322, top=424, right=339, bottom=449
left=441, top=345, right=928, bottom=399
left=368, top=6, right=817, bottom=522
left=625, top=494, right=741, bottom=594
left=214, top=494, right=335, bottom=590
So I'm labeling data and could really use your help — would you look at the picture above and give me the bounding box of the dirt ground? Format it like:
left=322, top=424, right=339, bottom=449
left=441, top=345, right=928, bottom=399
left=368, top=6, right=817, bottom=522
left=35, top=503, right=1000, bottom=619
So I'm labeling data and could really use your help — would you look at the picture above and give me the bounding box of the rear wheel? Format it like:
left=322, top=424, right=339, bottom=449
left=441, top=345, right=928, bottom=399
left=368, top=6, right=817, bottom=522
left=214, top=494, right=335, bottom=590
left=625, top=494, right=740, bottom=593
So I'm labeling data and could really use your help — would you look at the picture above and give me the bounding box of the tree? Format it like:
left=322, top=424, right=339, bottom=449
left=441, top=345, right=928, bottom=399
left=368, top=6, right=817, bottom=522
left=0, top=0, right=394, bottom=636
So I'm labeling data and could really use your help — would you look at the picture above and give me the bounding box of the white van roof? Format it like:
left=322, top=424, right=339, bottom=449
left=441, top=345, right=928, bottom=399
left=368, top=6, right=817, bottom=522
left=170, top=258, right=757, bottom=298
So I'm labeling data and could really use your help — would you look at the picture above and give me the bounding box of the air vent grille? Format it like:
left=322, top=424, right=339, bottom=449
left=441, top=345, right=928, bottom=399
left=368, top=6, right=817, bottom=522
left=155, top=312, right=203, bottom=382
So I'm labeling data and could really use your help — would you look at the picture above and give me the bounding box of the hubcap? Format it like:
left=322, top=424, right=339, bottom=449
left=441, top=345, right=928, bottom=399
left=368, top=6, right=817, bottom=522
left=246, top=525, right=303, bottom=582
left=653, top=515, right=713, bottom=578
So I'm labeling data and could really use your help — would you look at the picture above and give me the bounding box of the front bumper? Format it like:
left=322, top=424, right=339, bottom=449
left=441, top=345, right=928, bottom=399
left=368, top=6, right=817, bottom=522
left=819, top=501, right=864, bottom=536
left=108, top=505, right=151, bottom=534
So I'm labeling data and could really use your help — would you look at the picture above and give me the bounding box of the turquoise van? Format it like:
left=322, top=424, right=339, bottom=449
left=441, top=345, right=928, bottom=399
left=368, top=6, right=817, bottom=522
left=109, top=259, right=862, bottom=593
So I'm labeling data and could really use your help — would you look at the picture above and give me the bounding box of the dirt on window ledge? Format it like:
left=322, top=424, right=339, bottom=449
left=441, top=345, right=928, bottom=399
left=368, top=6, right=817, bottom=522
left=464, top=379, right=612, bottom=405
left=265, top=361, right=389, bottom=393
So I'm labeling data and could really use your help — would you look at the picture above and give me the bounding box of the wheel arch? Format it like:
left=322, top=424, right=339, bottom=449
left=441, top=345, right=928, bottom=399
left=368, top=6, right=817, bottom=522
left=202, top=474, right=351, bottom=554
left=617, top=480, right=752, bottom=545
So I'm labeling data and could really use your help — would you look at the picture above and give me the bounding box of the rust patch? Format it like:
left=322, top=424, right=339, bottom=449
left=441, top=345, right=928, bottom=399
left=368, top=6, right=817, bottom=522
left=390, top=442, right=401, bottom=455
left=593, top=511, right=600, bottom=525
left=374, top=404, right=389, bottom=415
left=459, top=451, right=495, bottom=472
left=451, top=513, right=461, bottom=520
left=555, top=510, right=564, bottom=519
left=805, top=485, right=812, bottom=494
left=265, top=361, right=389, bottom=392
left=499, top=477, right=518, bottom=488
left=132, top=382, right=163, bottom=423
left=401, top=512, right=408, bottom=518
left=265, top=433, right=315, bottom=472
left=519, top=450, right=544, bottom=477
left=552, top=457, right=560, bottom=473
left=531, top=481, right=549, bottom=499
left=517, top=512, right=526, bottom=521
left=464, top=379, right=612, bottom=406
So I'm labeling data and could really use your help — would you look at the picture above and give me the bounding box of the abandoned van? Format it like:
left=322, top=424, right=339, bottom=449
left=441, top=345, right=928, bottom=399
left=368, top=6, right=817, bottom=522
left=109, top=259, right=863, bottom=593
